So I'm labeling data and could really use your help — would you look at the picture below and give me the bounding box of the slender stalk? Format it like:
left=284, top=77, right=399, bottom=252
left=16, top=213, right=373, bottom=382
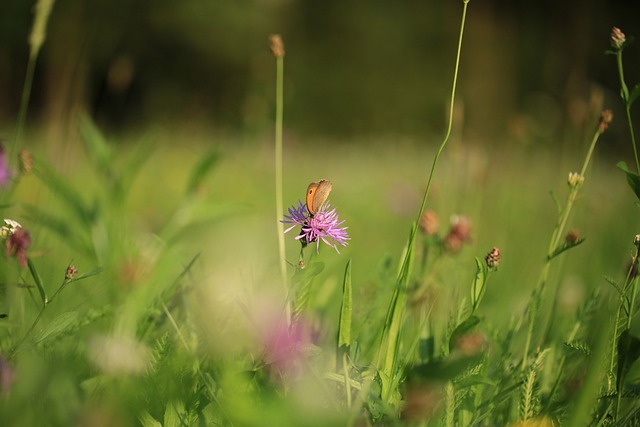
left=12, top=56, right=37, bottom=155
left=415, top=0, right=469, bottom=224
left=12, top=0, right=56, bottom=157
left=521, top=123, right=603, bottom=370
left=271, top=36, right=291, bottom=325
left=9, top=305, right=45, bottom=360
left=615, top=49, right=639, bottom=172
left=375, top=0, right=470, bottom=403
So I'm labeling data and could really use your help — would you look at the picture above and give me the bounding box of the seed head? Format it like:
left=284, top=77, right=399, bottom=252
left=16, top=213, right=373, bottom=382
left=18, top=149, right=33, bottom=174
left=269, top=34, right=285, bottom=58
left=485, top=247, right=501, bottom=269
left=65, top=265, right=78, bottom=280
left=565, top=229, right=581, bottom=245
left=611, top=27, right=626, bottom=49
left=598, top=110, right=613, bottom=134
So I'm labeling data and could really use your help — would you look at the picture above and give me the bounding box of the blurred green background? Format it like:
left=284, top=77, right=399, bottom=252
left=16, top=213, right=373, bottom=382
left=1, top=0, right=639, bottom=151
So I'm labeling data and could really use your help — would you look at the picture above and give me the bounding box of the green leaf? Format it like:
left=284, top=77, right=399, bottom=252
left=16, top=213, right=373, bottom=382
left=79, top=114, right=112, bottom=174
left=291, top=260, right=325, bottom=322
left=449, top=315, right=480, bottom=353
left=33, top=311, right=79, bottom=343
left=337, top=259, right=352, bottom=350
left=406, top=353, right=484, bottom=382
left=419, top=336, right=435, bottom=361
left=564, top=341, right=592, bottom=356
left=379, top=224, right=417, bottom=402
left=185, top=150, right=220, bottom=195
left=114, top=137, right=154, bottom=202
left=27, top=258, right=47, bottom=305
left=617, top=161, right=640, bottom=201
left=139, top=411, right=162, bottom=427
left=616, top=330, right=640, bottom=393
left=471, top=257, right=487, bottom=312
left=163, top=401, right=185, bottom=427
left=547, top=238, right=585, bottom=261
left=69, top=267, right=104, bottom=283
left=604, top=276, right=624, bottom=297
left=455, top=374, right=497, bottom=389
left=33, top=159, right=95, bottom=225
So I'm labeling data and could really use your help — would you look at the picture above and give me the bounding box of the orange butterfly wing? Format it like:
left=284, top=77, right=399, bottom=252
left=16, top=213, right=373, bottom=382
left=306, top=179, right=332, bottom=215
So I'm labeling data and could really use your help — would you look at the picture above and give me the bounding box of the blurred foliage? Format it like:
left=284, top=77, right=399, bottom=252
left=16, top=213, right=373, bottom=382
left=0, top=0, right=639, bottom=150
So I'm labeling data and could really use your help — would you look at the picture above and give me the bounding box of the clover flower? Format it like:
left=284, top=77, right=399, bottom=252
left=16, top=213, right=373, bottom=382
left=282, top=201, right=350, bottom=253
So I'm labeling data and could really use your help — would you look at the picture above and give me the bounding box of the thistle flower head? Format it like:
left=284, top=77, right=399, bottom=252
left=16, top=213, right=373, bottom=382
left=282, top=201, right=350, bottom=253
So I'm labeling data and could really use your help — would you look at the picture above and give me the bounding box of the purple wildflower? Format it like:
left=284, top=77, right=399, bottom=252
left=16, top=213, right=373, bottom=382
left=282, top=201, right=350, bottom=253
left=263, top=317, right=309, bottom=378
left=0, top=146, right=10, bottom=187
left=0, top=356, right=15, bottom=396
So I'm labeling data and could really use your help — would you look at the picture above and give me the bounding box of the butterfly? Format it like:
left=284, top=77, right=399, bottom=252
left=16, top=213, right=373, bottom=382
left=306, top=179, right=332, bottom=216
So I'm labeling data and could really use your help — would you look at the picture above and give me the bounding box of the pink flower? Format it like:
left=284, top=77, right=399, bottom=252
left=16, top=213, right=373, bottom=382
left=262, top=317, right=310, bottom=378
left=282, top=201, right=350, bottom=252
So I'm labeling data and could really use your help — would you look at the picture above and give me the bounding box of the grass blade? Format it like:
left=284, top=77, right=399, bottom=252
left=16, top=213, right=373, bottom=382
left=27, top=258, right=47, bottom=305
left=338, top=259, right=353, bottom=351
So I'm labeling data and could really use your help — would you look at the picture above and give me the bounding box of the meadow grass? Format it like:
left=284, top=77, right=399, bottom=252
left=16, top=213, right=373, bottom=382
left=1, top=2, right=640, bottom=426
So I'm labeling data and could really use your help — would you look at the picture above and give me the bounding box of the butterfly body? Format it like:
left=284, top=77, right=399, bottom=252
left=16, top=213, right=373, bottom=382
left=306, top=179, right=332, bottom=215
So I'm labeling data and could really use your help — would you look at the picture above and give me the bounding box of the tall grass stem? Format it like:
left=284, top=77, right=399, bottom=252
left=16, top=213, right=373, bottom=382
left=415, top=0, right=469, bottom=223
left=12, top=0, right=55, bottom=157
left=273, top=52, right=291, bottom=326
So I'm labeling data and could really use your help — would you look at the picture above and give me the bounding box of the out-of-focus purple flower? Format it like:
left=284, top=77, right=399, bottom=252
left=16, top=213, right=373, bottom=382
left=282, top=201, right=350, bottom=253
left=5, top=227, right=30, bottom=269
left=0, top=356, right=15, bottom=396
left=0, top=147, right=11, bottom=187
left=263, top=318, right=309, bottom=378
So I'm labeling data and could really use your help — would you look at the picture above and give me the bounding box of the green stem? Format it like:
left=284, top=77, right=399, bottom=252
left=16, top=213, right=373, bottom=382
left=415, top=0, right=469, bottom=224
left=9, top=304, right=46, bottom=360
left=616, top=50, right=639, bottom=172
left=625, top=105, right=639, bottom=173
left=12, top=52, right=37, bottom=158
left=607, top=248, right=637, bottom=399
left=273, top=54, right=290, bottom=325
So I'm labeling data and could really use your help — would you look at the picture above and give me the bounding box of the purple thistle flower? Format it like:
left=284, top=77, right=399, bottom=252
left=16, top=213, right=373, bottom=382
left=282, top=201, right=350, bottom=253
